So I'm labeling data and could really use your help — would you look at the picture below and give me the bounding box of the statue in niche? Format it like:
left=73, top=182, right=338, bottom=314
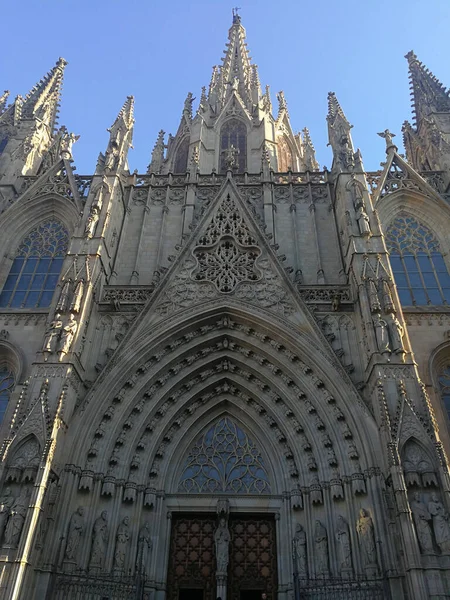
left=292, top=523, right=307, bottom=578
left=373, top=314, right=390, bottom=354
left=214, top=516, right=230, bottom=573
left=356, top=203, right=371, bottom=236
left=386, top=313, right=405, bottom=354
left=56, top=280, right=71, bottom=313
left=113, top=516, right=131, bottom=571
left=85, top=207, right=100, bottom=238
left=65, top=506, right=85, bottom=563
left=335, top=516, right=352, bottom=571
left=58, top=314, right=78, bottom=357
left=339, top=136, right=354, bottom=170
left=356, top=509, right=378, bottom=570
left=70, top=279, right=84, bottom=314
left=368, top=279, right=381, bottom=313
left=410, top=492, right=434, bottom=554
left=428, top=493, right=450, bottom=553
left=0, top=487, right=14, bottom=543
left=43, top=314, right=63, bottom=354
left=314, top=520, right=329, bottom=576
left=222, top=145, right=240, bottom=170
left=104, top=143, right=119, bottom=172
left=136, top=522, right=153, bottom=576
left=89, top=510, right=109, bottom=570
left=381, top=279, right=395, bottom=314
left=4, top=488, right=30, bottom=547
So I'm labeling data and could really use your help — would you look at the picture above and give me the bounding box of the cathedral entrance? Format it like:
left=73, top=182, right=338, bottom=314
left=166, top=514, right=277, bottom=600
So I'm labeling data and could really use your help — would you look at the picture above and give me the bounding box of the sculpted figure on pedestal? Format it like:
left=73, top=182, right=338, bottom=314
left=428, top=493, right=450, bottom=553
left=58, top=314, right=78, bottom=357
left=314, top=520, right=329, bottom=576
left=214, top=517, right=230, bottom=573
left=335, top=515, right=352, bottom=570
left=89, top=510, right=109, bottom=570
left=136, top=522, right=152, bottom=576
left=373, top=314, right=390, bottom=354
left=292, top=523, right=307, bottom=578
left=356, top=509, right=378, bottom=570
left=0, top=487, right=14, bottom=544
left=113, top=516, right=131, bottom=571
left=43, top=314, right=63, bottom=354
left=65, top=506, right=85, bottom=564
left=410, top=492, right=434, bottom=554
left=4, top=488, right=30, bottom=548
left=386, top=313, right=405, bottom=354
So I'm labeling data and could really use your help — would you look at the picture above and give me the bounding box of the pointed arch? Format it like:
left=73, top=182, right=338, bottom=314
left=173, top=137, right=189, bottom=174
left=0, top=219, right=69, bottom=308
left=386, top=213, right=450, bottom=305
left=219, top=118, right=247, bottom=173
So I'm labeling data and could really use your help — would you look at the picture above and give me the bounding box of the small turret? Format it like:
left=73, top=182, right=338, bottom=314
left=96, top=96, right=134, bottom=176
left=147, top=130, right=166, bottom=174
left=327, top=92, right=355, bottom=173
left=302, top=128, right=319, bottom=171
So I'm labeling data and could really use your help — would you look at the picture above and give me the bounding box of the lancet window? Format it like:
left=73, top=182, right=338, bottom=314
left=0, top=366, right=15, bottom=424
left=178, top=417, right=271, bottom=494
left=173, top=137, right=189, bottom=173
left=438, top=364, right=450, bottom=420
left=277, top=135, right=293, bottom=172
left=0, top=220, right=69, bottom=309
left=220, top=119, right=247, bottom=173
left=386, top=214, right=450, bottom=305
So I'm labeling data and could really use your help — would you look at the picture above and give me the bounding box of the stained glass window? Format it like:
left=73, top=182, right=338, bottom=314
left=220, top=119, right=247, bottom=173
left=178, top=417, right=271, bottom=494
left=438, top=365, right=450, bottom=420
left=0, top=367, right=15, bottom=423
left=277, top=136, right=293, bottom=172
left=386, top=215, right=450, bottom=306
left=174, top=137, right=189, bottom=174
left=0, top=220, right=69, bottom=309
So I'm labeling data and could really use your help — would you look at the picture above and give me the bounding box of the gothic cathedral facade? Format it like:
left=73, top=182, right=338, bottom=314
left=1, top=13, right=450, bottom=600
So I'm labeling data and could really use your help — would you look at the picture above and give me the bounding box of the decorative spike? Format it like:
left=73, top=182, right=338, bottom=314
left=147, top=130, right=165, bottom=174
left=276, top=91, right=288, bottom=117
left=406, top=50, right=450, bottom=126
left=262, top=85, right=272, bottom=113
left=0, top=91, right=9, bottom=114
left=110, top=95, right=135, bottom=131
left=198, top=86, right=207, bottom=113
left=208, top=66, right=219, bottom=99
left=327, top=91, right=351, bottom=128
left=302, top=128, right=319, bottom=171
left=21, top=58, right=67, bottom=133
left=327, top=92, right=354, bottom=172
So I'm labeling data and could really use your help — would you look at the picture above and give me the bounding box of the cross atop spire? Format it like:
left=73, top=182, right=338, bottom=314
left=406, top=50, right=450, bottom=125
left=21, top=57, right=67, bottom=133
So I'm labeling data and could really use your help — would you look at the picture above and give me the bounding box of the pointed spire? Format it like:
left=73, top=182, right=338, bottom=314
left=21, top=57, right=67, bottom=132
left=262, top=85, right=272, bottom=113
left=198, top=86, right=207, bottom=113
left=110, top=95, right=135, bottom=131
left=251, top=64, right=262, bottom=104
left=327, top=92, right=354, bottom=172
left=302, top=128, right=319, bottom=171
left=217, top=11, right=253, bottom=108
left=327, top=92, right=351, bottom=129
left=406, top=51, right=450, bottom=125
left=147, top=130, right=165, bottom=174
left=0, top=91, right=9, bottom=114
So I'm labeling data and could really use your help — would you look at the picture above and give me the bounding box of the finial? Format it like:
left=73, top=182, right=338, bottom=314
left=377, top=129, right=397, bottom=153
left=232, top=6, right=241, bottom=23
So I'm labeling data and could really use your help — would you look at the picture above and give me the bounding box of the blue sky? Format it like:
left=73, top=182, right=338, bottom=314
left=2, top=0, right=449, bottom=173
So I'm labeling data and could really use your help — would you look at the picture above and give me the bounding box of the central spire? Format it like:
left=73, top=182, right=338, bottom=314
left=209, top=11, right=260, bottom=111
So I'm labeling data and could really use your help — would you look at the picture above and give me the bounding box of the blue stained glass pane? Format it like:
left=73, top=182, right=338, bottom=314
left=37, top=258, right=51, bottom=273
left=409, top=272, right=423, bottom=287
left=413, top=289, right=428, bottom=305
left=10, top=258, right=24, bottom=274
left=0, top=291, right=12, bottom=307
left=423, top=272, right=438, bottom=287
left=404, top=255, right=418, bottom=271
left=427, top=288, right=444, bottom=305
left=432, top=254, right=448, bottom=272
left=16, top=275, right=31, bottom=291
left=31, top=274, right=46, bottom=288
left=39, top=291, right=54, bottom=307
left=394, top=273, right=408, bottom=287
left=398, top=288, right=413, bottom=305
left=23, top=258, right=38, bottom=274
left=417, top=254, right=433, bottom=272
left=444, top=289, right=450, bottom=303
left=389, top=255, right=402, bottom=270
left=2, top=274, right=19, bottom=291
left=50, top=258, right=63, bottom=273
left=44, top=274, right=59, bottom=289
left=24, top=291, right=40, bottom=308
left=10, top=292, right=25, bottom=307
left=438, top=271, right=450, bottom=287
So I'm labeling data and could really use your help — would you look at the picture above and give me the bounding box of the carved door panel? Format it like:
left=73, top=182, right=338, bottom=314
left=166, top=516, right=216, bottom=600
left=228, top=516, right=277, bottom=600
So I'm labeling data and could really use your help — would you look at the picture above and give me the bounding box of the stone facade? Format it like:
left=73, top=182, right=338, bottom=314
left=0, top=13, right=450, bottom=600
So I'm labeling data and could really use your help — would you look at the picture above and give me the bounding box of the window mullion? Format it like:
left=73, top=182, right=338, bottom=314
left=429, top=252, right=447, bottom=304
left=415, top=252, right=431, bottom=305
left=400, top=254, right=414, bottom=304
left=8, top=255, right=27, bottom=308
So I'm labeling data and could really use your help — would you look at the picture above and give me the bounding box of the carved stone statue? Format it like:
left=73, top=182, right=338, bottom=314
left=85, top=207, right=100, bottom=238
left=136, top=522, right=153, bottom=576
left=214, top=517, right=230, bottom=573
left=4, top=488, right=29, bottom=547
left=373, top=314, right=390, bottom=354
left=292, top=523, right=307, bottom=577
left=65, top=506, right=85, bottom=563
left=428, top=493, right=450, bottom=553
left=104, top=144, right=119, bottom=171
left=377, top=129, right=396, bottom=149
left=113, top=516, right=131, bottom=571
left=56, top=280, right=71, bottom=313
left=356, top=204, right=371, bottom=236
left=368, top=279, right=381, bottom=313
left=314, top=520, right=329, bottom=576
left=222, top=145, right=240, bottom=170
left=58, top=314, right=78, bottom=357
left=339, top=137, right=354, bottom=170
left=386, top=313, right=404, bottom=354
left=0, top=487, right=14, bottom=543
left=335, top=516, right=352, bottom=571
left=381, top=279, right=395, bottom=314
left=70, top=279, right=84, bottom=314
left=410, top=492, right=434, bottom=553
left=356, top=508, right=378, bottom=570
left=89, top=510, right=108, bottom=570
left=43, top=314, right=63, bottom=354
